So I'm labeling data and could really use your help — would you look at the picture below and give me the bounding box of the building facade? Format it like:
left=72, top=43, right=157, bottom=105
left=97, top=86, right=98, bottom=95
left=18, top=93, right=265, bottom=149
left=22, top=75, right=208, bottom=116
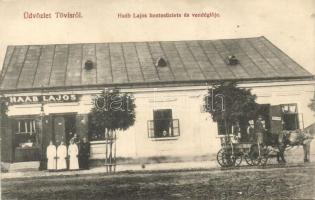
left=0, top=37, right=314, bottom=166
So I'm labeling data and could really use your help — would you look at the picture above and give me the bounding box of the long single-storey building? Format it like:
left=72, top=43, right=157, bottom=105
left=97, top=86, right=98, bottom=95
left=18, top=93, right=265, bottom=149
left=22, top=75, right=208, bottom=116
left=0, top=36, right=314, bottom=167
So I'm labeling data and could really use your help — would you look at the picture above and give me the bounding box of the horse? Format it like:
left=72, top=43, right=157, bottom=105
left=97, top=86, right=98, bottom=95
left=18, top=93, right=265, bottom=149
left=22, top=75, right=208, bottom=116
left=275, top=129, right=314, bottom=163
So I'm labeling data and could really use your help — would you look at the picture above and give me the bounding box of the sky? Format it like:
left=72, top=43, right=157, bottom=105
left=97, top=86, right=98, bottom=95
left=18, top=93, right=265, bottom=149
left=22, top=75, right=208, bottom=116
left=0, top=0, right=314, bottom=74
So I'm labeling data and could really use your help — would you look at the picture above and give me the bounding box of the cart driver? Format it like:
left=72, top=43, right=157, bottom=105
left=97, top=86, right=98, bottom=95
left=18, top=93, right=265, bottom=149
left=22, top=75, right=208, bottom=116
left=255, top=116, right=266, bottom=157
left=255, top=115, right=265, bottom=145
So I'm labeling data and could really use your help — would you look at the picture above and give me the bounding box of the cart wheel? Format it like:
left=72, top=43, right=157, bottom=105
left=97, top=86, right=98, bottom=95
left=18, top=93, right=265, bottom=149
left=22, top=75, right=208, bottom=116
left=244, top=154, right=254, bottom=166
left=217, top=148, right=226, bottom=167
left=217, top=148, right=235, bottom=167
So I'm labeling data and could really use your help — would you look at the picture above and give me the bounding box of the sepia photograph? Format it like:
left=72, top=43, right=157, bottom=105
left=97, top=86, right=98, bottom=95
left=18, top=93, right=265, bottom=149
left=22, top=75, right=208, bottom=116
left=0, top=0, right=315, bottom=199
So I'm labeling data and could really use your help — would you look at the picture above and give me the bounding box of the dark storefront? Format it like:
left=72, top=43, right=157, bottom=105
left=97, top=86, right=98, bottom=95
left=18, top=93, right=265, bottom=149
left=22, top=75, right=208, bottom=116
left=2, top=110, right=89, bottom=163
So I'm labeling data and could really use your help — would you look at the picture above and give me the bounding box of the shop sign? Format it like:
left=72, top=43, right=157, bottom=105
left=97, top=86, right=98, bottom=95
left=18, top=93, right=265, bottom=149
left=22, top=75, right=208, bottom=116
left=8, top=94, right=80, bottom=104
left=271, top=116, right=282, bottom=121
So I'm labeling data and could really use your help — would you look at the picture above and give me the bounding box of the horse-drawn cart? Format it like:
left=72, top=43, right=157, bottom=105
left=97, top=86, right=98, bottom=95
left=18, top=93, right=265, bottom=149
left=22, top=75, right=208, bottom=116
left=217, top=135, right=270, bottom=167
left=216, top=129, right=313, bottom=167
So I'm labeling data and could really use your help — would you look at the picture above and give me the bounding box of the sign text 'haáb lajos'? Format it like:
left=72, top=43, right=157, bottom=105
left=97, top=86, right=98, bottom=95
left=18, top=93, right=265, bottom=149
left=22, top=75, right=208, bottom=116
left=8, top=94, right=80, bottom=104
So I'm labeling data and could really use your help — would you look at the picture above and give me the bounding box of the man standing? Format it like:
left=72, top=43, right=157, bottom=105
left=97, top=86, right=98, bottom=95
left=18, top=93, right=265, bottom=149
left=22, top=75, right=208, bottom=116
left=79, top=137, right=90, bottom=169
left=303, top=130, right=313, bottom=162
left=255, top=116, right=266, bottom=157
left=255, top=116, right=265, bottom=145
left=247, top=120, right=255, bottom=142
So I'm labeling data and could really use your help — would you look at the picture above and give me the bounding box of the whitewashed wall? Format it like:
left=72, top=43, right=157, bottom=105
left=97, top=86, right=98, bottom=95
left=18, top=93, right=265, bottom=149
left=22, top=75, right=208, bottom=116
left=113, top=89, right=220, bottom=159
left=6, top=81, right=315, bottom=161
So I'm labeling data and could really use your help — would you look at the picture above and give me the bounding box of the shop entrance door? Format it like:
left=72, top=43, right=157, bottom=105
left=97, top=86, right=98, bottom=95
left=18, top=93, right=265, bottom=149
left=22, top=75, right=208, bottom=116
left=53, top=116, right=65, bottom=144
left=52, top=114, right=76, bottom=145
left=64, top=115, right=76, bottom=145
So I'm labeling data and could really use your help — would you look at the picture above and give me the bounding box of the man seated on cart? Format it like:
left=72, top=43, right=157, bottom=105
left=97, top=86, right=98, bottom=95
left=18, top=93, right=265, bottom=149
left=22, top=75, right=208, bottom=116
left=246, top=120, right=255, bottom=143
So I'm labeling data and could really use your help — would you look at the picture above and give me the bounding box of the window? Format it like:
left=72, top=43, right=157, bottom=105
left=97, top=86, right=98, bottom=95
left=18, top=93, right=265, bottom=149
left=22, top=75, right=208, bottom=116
left=18, top=119, right=36, bottom=133
left=281, top=103, right=299, bottom=130
left=84, top=60, right=94, bottom=70
left=15, top=119, right=38, bottom=148
left=227, top=55, right=239, bottom=65
left=155, top=57, right=167, bottom=67
left=148, top=109, right=180, bottom=138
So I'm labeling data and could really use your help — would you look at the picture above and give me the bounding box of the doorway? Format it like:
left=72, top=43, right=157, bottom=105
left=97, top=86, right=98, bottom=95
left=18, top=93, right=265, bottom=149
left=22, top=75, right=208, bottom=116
left=52, top=114, right=76, bottom=145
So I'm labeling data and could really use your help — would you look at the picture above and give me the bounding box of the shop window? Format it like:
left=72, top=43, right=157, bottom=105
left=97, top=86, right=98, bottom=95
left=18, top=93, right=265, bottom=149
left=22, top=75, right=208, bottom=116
left=15, top=119, right=37, bottom=148
left=281, top=103, right=299, bottom=130
left=148, top=109, right=180, bottom=138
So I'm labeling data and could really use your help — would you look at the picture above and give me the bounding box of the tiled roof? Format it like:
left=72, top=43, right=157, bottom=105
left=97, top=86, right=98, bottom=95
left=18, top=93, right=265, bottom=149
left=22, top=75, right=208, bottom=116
left=0, top=36, right=313, bottom=91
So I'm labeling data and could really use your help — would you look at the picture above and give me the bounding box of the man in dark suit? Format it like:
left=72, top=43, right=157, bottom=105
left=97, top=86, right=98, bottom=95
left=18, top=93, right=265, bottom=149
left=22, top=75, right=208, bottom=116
left=79, top=137, right=90, bottom=169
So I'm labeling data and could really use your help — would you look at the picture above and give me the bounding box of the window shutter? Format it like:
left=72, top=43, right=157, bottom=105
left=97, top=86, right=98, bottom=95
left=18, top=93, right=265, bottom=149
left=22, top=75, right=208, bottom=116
left=172, top=119, right=180, bottom=136
left=147, top=120, right=154, bottom=138
left=269, top=105, right=283, bottom=134
left=298, top=113, right=304, bottom=129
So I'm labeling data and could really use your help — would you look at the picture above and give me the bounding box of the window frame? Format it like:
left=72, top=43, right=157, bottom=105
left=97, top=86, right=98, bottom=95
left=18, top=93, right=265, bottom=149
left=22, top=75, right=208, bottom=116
left=148, top=109, right=180, bottom=139
left=17, top=119, right=37, bottom=134
left=12, top=117, right=39, bottom=148
left=280, top=103, right=299, bottom=130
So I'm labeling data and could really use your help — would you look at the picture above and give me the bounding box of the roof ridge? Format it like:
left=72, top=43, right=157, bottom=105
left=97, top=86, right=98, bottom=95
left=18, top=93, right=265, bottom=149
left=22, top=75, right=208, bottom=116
left=5, top=36, right=265, bottom=47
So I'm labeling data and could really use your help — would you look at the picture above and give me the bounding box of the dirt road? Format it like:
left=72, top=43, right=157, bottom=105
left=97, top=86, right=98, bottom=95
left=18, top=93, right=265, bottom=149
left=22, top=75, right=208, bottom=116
left=2, top=165, right=315, bottom=199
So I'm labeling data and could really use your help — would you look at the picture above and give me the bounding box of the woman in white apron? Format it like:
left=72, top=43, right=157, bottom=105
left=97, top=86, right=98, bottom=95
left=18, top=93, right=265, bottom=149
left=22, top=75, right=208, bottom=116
left=46, top=141, right=57, bottom=171
left=68, top=140, right=79, bottom=170
left=57, top=141, right=67, bottom=170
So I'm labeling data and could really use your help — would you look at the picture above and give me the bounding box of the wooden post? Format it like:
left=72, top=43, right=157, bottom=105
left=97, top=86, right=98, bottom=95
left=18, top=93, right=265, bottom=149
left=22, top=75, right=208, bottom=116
left=105, top=129, right=108, bottom=172
left=109, top=130, right=113, bottom=173
left=104, top=129, right=117, bottom=173
left=114, top=131, right=116, bottom=172
left=109, top=134, right=112, bottom=173
left=39, top=115, right=45, bottom=170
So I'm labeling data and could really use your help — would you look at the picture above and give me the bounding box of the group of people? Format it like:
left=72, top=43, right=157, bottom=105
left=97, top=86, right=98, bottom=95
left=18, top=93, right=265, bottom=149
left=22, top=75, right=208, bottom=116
left=231, top=115, right=266, bottom=144
left=46, top=133, right=90, bottom=171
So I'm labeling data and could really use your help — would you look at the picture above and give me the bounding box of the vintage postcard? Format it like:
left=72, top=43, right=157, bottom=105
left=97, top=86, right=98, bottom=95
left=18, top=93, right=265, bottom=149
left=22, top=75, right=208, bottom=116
left=0, top=0, right=314, bottom=199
